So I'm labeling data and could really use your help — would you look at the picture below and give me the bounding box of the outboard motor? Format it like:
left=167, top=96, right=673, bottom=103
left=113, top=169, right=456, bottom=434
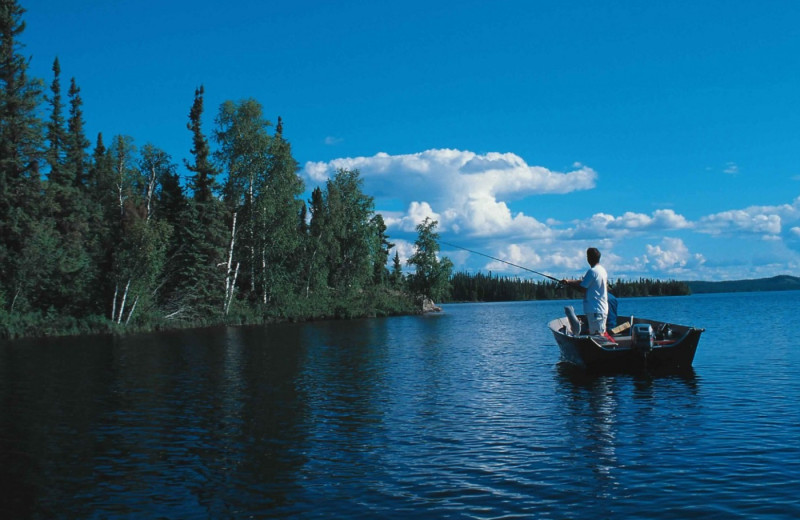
left=655, top=323, right=673, bottom=341
left=631, top=323, right=654, bottom=353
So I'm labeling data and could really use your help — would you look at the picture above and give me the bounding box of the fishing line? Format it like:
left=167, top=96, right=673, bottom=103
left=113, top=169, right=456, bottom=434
left=440, top=241, right=561, bottom=282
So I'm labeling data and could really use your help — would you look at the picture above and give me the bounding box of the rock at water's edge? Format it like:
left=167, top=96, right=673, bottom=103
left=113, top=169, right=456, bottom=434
left=422, top=298, right=442, bottom=313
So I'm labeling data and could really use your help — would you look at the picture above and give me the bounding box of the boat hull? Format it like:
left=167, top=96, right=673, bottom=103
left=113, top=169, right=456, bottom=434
left=548, top=315, right=704, bottom=372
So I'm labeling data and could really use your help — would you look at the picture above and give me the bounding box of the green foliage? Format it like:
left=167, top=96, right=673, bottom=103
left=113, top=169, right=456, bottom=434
left=407, top=218, right=453, bottom=304
left=66, top=77, right=90, bottom=188
left=446, top=273, right=691, bottom=302
left=610, top=278, right=691, bottom=297
left=447, top=272, right=559, bottom=302
left=172, top=86, right=227, bottom=319
left=0, top=0, right=45, bottom=308
left=322, top=169, right=377, bottom=295
left=0, top=5, right=421, bottom=338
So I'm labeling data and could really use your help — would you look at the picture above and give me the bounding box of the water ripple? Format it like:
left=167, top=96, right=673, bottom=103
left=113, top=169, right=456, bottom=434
left=2, top=294, right=800, bottom=518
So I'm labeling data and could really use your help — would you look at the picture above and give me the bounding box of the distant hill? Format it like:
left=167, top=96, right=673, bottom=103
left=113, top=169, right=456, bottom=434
left=686, top=275, right=800, bottom=294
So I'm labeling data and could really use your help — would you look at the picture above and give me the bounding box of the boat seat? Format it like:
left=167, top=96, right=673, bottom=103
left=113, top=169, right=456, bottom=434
left=564, top=306, right=582, bottom=336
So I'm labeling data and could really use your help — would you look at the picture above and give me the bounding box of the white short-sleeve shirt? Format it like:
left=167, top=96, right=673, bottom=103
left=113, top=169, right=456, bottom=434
left=580, top=264, right=608, bottom=317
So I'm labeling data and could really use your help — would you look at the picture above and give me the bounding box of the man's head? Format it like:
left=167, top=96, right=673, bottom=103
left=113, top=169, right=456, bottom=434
left=587, top=247, right=601, bottom=266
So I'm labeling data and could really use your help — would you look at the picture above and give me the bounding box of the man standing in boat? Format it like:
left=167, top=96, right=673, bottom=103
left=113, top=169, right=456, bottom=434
left=561, top=248, right=612, bottom=340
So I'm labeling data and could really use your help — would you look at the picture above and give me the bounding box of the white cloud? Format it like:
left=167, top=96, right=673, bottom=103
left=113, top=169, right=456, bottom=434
left=384, top=201, right=441, bottom=232
left=483, top=243, right=542, bottom=273
left=697, top=198, right=800, bottom=237
left=568, top=209, right=691, bottom=239
left=391, top=238, right=416, bottom=265
left=642, top=237, right=706, bottom=274
left=301, top=148, right=800, bottom=280
left=700, top=209, right=782, bottom=235
left=301, top=148, right=595, bottom=237
left=724, top=162, right=739, bottom=175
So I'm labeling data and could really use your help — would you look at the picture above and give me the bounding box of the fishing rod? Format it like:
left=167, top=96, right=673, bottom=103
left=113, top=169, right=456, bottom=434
left=440, top=241, right=562, bottom=283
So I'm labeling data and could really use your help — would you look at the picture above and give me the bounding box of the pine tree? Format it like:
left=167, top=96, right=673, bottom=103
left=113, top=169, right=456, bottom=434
left=65, top=77, right=90, bottom=189
left=304, top=186, right=328, bottom=300
left=0, top=0, right=45, bottom=314
left=370, top=213, right=393, bottom=285
left=174, top=86, right=227, bottom=318
left=42, top=57, right=93, bottom=315
left=390, top=250, right=403, bottom=289
left=45, top=57, right=67, bottom=185
left=185, top=86, right=218, bottom=204
left=407, top=217, right=453, bottom=305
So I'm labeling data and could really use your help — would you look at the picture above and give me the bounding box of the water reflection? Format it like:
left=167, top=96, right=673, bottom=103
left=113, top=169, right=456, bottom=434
left=553, top=363, right=702, bottom=512
left=217, top=324, right=311, bottom=515
left=3, top=294, right=799, bottom=518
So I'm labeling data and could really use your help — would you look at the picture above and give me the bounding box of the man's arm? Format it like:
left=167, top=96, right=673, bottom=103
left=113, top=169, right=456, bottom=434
left=560, top=278, right=587, bottom=293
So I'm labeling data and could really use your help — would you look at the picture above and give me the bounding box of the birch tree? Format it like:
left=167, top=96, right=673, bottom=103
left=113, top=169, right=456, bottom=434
left=215, top=98, right=271, bottom=303
left=109, top=145, right=174, bottom=325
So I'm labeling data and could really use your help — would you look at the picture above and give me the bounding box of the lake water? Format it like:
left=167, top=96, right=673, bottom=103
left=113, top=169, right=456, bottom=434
left=2, top=291, right=799, bottom=519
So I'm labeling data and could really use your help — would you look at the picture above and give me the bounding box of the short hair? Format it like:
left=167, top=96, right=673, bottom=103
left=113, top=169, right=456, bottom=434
left=587, top=247, right=601, bottom=265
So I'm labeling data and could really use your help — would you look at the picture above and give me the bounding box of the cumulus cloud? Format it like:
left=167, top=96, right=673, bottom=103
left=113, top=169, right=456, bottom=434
left=483, top=243, right=542, bottom=273
left=568, top=209, right=691, bottom=239
left=301, top=148, right=596, bottom=237
left=642, top=237, right=706, bottom=274
left=697, top=198, right=800, bottom=238
left=301, top=148, right=800, bottom=280
left=383, top=201, right=441, bottom=232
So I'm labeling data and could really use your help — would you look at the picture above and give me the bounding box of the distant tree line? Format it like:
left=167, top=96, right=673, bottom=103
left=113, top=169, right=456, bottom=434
left=0, top=1, right=453, bottom=338
left=446, top=272, right=691, bottom=302
left=610, top=278, right=691, bottom=297
left=447, top=272, right=562, bottom=302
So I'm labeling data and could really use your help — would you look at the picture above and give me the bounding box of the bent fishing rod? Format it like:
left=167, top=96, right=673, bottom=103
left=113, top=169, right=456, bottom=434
left=440, top=241, right=562, bottom=283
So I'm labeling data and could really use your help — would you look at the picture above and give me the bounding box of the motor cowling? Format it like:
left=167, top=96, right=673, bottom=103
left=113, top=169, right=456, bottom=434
left=631, top=323, right=654, bottom=353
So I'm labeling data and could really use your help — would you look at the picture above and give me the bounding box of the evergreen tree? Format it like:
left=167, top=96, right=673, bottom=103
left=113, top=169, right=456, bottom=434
left=83, top=133, right=116, bottom=315
left=65, top=77, right=90, bottom=189
left=407, top=217, right=453, bottom=304
left=390, top=250, right=404, bottom=289
left=45, top=57, right=66, bottom=185
left=304, top=186, right=328, bottom=300
left=0, top=0, right=45, bottom=314
left=176, top=85, right=227, bottom=318
left=42, top=57, right=93, bottom=315
left=185, top=86, right=218, bottom=204
left=370, top=213, right=393, bottom=285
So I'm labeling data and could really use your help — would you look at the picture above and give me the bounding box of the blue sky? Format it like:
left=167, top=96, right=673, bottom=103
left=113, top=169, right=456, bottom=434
left=22, top=0, right=800, bottom=281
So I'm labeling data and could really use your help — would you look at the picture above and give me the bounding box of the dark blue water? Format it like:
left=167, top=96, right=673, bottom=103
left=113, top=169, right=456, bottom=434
left=2, top=291, right=799, bottom=519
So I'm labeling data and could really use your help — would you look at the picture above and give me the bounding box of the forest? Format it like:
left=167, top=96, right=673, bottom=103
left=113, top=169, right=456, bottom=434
left=0, top=1, right=454, bottom=339
left=446, top=272, right=690, bottom=303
